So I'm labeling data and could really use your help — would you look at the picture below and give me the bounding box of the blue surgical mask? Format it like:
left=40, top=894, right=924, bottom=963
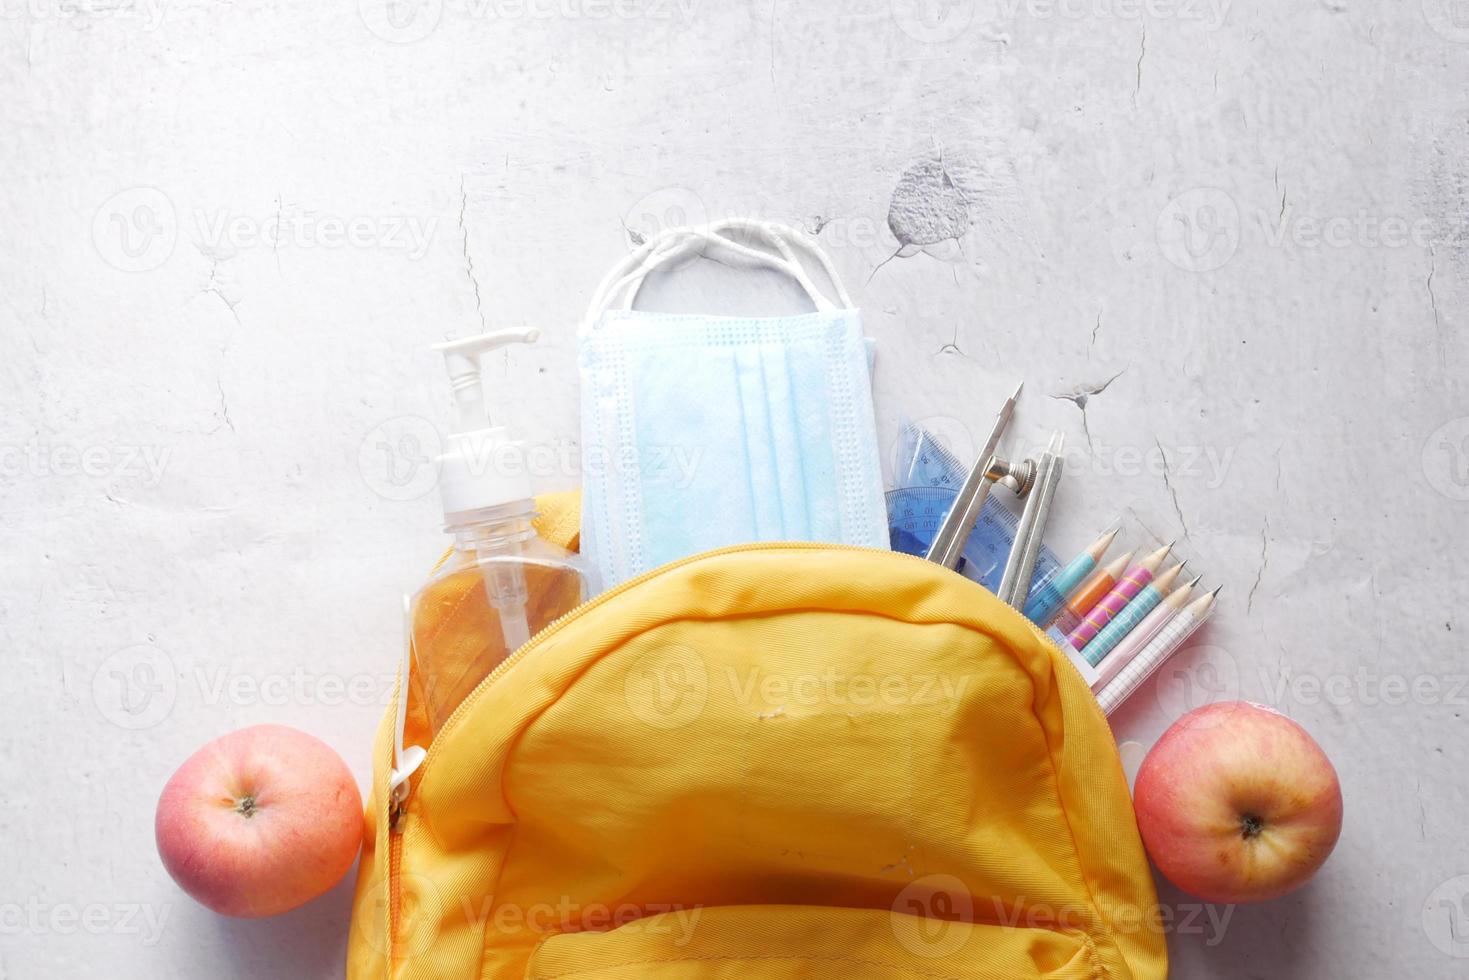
left=579, top=221, right=888, bottom=588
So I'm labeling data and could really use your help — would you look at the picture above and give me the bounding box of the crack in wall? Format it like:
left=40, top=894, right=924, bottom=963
left=1427, top=245, right=1443, bottom=360
left=1133, top=26, right=1146, bottom=104
left=1051, top=368, right=1126, bottom=451
left=1247, top=519, right=1270, bottom=613
left=1156, top=438, right=1192, bottom=544
left=213, top=377, right=235, bottom=435
left=272, top=193, right=284, bottom=276
left=458, top=176, right=487, bottom=331
left=202, top=260, right=242, bottom=328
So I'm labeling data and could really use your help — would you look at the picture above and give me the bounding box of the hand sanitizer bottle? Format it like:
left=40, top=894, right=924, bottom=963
left=408, top=328, right=592, bottom=737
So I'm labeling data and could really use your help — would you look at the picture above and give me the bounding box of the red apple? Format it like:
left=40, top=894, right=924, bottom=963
left=156, top=724, right=363, bottom=918
left=1133, top=701, right=1342, bottom=904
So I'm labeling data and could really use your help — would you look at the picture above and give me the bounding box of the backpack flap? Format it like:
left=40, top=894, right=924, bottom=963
left=349, top=543, right=1166, bottom=980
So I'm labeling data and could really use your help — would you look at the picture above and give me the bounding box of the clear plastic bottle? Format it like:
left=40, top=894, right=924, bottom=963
left=409, top=501, right=588, bottom=736
left=406, top=329, right=592, bottom=737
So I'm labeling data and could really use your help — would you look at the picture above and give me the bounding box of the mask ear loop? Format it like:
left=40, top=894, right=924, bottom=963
left=698, top=218, right=840, bottom=313
left=584, top=220, right=856, bottom=325
left=614, top=231, right=716, bottom=309
left=584, top=233, right=675, bottom=328
left=765, top=223, right=855, bottom=310
left=668, top=219, right=853, bottom=311
left=614, top=220, right=836, bottom=315
left=583, top=228, right=709, bottom=329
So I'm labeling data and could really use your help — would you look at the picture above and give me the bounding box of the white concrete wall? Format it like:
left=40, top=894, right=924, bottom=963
left=1, top=0, right=1466, bottom=976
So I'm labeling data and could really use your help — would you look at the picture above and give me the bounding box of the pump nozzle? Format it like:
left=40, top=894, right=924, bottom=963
left=433, top=328, right=540, bottom=433
left=432, top=328, right=541, bottom=521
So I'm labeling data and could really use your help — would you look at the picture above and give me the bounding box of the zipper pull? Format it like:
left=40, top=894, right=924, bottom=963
left=388, top=745, right=425, bottom=832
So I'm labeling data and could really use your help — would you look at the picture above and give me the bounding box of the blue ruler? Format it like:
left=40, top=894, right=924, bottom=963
left=888, top=424, right=1062, bottom=594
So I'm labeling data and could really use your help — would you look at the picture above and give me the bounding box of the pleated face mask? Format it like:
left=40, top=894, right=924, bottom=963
left=579, top=220, right=888, bottom=588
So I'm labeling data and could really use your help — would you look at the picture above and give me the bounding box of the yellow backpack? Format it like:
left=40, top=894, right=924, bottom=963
left=348, top=494, right=1167, bottom=979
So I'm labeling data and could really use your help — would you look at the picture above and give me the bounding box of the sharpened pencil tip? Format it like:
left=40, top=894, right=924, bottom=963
left=1089, top=527, right=1120, bottom=559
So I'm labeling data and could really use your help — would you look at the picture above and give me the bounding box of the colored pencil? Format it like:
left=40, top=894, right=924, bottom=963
left=1023, top=529, right=1118, bottom=627
left=1081, top=561, right=1187, bottom=666
left=1067, top=542, right=1173, bottom=650
left=1096, top=587, right=1221, bottom=714
left=1092, top=575, right=1200, bottom=689
left=1053, top=549, right=1135, bottom=635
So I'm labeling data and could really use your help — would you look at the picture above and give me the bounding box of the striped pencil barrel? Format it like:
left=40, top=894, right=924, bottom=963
left=1053, top=550, right=1134, bottom=635
left=1067, top=543, right=1172, bottom=650
left=1092, top=575, right=1199, bottom=690
left=1081, top=563, right=1187, bottom=666
left=1096, top=587, right=1220, bottom=714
